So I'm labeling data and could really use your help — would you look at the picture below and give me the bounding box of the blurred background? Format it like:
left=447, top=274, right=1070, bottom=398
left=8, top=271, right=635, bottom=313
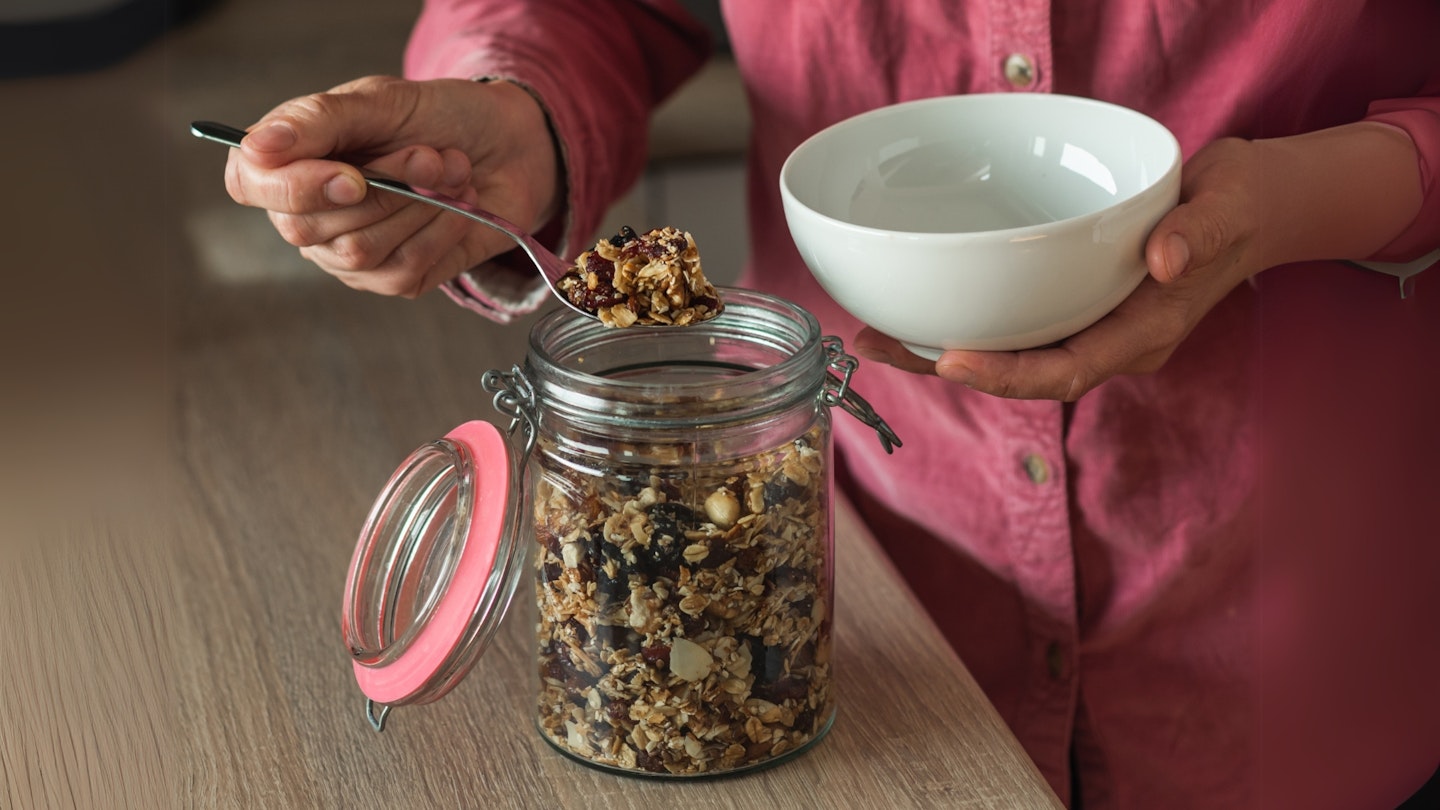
left=0, top=0, right=745, bottom=804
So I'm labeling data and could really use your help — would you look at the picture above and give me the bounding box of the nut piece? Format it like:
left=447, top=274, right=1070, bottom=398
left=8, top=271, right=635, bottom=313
left=704, top=488, right=740, bottom=529
left=668, top=638, right=714, bottom=682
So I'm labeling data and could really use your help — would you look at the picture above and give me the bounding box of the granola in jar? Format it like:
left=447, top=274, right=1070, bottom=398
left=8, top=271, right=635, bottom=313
left=532, top=428, right=832, bottom=776
left=556, top=226, right=723, bottom=327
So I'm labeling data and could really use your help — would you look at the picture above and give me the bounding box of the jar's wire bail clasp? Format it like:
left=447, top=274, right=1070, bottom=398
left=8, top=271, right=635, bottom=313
left=820, top=336, right=902, bottom=454
left=481, top=365, right=539, bottom=456
left=365, top=698, right=391, bottom=732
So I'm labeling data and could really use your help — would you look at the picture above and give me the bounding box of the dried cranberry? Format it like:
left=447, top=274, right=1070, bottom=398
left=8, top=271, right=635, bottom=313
left=640, top=643, right=671, bottom=669
left=540, top=640, right=597, bottom=689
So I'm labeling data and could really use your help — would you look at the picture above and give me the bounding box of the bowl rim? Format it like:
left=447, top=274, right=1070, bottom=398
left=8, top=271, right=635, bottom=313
left=778, top=92, right=1183, bottom=240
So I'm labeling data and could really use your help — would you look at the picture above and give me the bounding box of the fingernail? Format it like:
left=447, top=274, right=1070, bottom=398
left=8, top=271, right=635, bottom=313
left=936, top=360, right=976, bottom=387
left=325, top=174, right=364, bottom=206
left=1164, top=233, right=1190, bottom=280
left=248, top=122, right=296, bottom=152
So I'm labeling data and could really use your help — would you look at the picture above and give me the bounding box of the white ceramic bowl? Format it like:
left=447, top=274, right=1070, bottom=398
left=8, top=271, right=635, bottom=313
left=780, top=93, right=1181, bottom=357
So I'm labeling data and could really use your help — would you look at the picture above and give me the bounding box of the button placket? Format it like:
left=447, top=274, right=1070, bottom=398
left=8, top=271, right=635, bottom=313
left=990, top=0, right=1052, bottom=92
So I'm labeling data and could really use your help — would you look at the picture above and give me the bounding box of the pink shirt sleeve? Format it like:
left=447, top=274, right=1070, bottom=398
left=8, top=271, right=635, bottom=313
left=403, top=0, right=713, bottom=321
left=1364, top=82, right=1440, bottom=263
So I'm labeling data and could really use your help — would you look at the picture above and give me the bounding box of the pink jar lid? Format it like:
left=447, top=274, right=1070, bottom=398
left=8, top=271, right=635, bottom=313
left=340, top=421, right=523, bottom=718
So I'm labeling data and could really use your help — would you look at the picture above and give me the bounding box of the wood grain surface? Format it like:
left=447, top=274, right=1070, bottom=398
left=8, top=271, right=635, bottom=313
left=1, top=1, right=1060, bottom=806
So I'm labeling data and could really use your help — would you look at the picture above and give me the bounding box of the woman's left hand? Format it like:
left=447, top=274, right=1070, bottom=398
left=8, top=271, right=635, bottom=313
left=854, top=119, right=1425, bottom=401
left=853, top=136, right=1264, bottom=401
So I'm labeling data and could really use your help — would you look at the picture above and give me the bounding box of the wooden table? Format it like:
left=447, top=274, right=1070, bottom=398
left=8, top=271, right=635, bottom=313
left=8, top=281, right=1060, bottom=808
left=0, top=1, right=1058, bottom=805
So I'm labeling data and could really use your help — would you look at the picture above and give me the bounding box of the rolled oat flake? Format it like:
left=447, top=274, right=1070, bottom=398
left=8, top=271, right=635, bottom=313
left=341, top=288, right=900, bottom=777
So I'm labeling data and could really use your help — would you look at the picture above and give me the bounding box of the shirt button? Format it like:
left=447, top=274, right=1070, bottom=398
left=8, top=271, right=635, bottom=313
left=1003, top=53, right=1037, bottom=88
left=1022, top=453, right=1051, bottom=484
left=1046, top=642, right=1066, bottom=679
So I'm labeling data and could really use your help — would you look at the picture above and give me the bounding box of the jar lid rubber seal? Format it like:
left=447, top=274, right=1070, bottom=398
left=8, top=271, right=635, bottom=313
left=341, top=420, right=517, bottom=711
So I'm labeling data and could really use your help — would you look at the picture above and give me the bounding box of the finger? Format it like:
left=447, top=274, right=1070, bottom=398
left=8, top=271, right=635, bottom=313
left=267, top=146, right=468, bottom=247
left=318, top=204, right=476, bottom=297
left=282, top=198, right=443, bottom=269
left=934, top=280, right=1182, bottom=400
left=226, top=152, right=367, bottom=214
left=1144, top=190, right=1235, bottom=283
left=852, top=328, right=939, bottom=376
left=239, top=79, right=414, bottom=169
left=935, top=346, right=1084, bottom=400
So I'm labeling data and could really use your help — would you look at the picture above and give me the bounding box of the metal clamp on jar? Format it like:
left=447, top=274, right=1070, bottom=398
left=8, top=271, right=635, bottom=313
left=341, top=289, right=900, bottom=778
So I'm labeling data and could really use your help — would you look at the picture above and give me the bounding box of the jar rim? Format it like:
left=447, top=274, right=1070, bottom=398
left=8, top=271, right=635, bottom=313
left=523, top=288, right=828, bottom=426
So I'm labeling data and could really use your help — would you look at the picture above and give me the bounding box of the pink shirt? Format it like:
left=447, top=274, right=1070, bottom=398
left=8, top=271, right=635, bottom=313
left=406, top=2, right=1440, bottom=807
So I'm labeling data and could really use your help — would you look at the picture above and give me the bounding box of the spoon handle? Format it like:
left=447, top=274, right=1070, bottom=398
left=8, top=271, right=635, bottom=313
left=187, top=120, right=577, bottom=298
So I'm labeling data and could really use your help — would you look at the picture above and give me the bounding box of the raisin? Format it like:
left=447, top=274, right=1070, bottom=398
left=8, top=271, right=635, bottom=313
left=592, top=623, right=642, bottom=654
left=680, top=611, right=709, bottom=637
left=793, top=707, right=817, bottom=735
left=733, top=546, right=762, bottom=574
left=762, top=477, right=806, bottom=508
left=634, top=749, right=667, bottom=774
left=791, top=641, right=816, bottom=670
left=608, top=225, right=638, bottom=247
left=752, top=675, right=809, bottom=704
left=604, top=698, right=631, bottom=728
left=639, top=502, right=694, bottom=577
left=770, top=565, right=806, bottom=590
left=701, top=544, right=735, bottom=568
left=595, top=563, right=628, bottom=603
left=653, top=501, right=696, bottom=539
left=567, top=618, right=590, bottom=646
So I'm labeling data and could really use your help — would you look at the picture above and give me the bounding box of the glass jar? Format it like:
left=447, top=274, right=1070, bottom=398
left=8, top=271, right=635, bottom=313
left=340, top=289, right=899, bottom=778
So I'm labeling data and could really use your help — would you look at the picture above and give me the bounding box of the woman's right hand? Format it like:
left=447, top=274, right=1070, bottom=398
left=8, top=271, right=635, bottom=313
left=223, top=75, right=562, bottom=297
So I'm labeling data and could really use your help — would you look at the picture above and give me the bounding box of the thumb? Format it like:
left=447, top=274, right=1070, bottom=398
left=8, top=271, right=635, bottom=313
left=240, top=79, right=413, bottom=169
left=1144, top=199, right=1231, bottom=284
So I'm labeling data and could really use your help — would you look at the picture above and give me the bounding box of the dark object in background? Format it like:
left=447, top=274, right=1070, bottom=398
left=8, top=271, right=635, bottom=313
left=0, top=0, right=220, bottom=79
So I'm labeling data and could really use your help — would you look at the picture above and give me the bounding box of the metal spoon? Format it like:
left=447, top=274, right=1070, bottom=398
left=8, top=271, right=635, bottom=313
left=190, top=120, right=599, bottom=320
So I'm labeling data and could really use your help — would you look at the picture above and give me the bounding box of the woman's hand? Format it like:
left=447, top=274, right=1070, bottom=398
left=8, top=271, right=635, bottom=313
left=854, top=123, right=1423, bottom=400
left=223, top=76, right=562, bottom=297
